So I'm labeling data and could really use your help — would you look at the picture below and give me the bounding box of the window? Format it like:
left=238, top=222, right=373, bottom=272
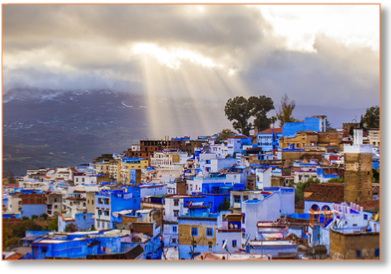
left=76, top=178, right=79, bottom=182
left=41, top=247, right=47, bottom=253
left=98, top=210, right=102, bottom=215
left=82, top=178, right=85, bottom=183
left=98, top=198, right=103, bottom=204
left=172, top=238, right=177, bottom=244
left=174, top=200, right=179, bottom=206
left=234, top=196, right=240, bottom=203
left=242, top=215, right=245, bottom=223
left=232, top=240, right=237, bottom=248
left=104, top=199, right=109, bottom=205
left=356, top=250, right=361, bottom=259
left=104, top=211, right=109, bottom=216
left=172, top=226, right=177, bottom=233
left=191, top=228, right=198, bottom=237
left=364, top=214, right=368, bottom=220
left=54, top=199, right=57, bottom=203
left=54, top=205, right=58, bottom=209
left=208, top=242, right=212, bottom=251
left=206, top=228, right=213, bottom=237
left=92, top=200, right=94, bottom=205
left=174, top=210, right=179, bottom=217
left=84, top=215, right=87, bottom=220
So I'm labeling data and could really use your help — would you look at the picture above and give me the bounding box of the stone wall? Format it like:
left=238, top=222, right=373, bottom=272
left=176, top=181, right=187, bottom=195
left=329, top=229, right=379, bottom=259
left=132, top=222, right=154, bottom=237
left=344, top=153, right=373, bottom=203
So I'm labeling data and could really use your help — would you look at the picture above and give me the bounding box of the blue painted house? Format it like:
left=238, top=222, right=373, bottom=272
left=282, top=116, right=327, bottom=137
left=257, top=128, right=283, bottom=151
left=187, top=182, right=245, bottom=213
left=94, top=187, right=141, bottom=230
left=177, top=207, right=221, bottom=260
left=58, top=213, right=95, bottom=232
left=31, top=230, right=122, bottom=259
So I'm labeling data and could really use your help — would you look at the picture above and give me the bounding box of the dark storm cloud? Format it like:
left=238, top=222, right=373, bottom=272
left=2, top=4, right=379, bottom=113
left=241, top=34, right=379, bottom=109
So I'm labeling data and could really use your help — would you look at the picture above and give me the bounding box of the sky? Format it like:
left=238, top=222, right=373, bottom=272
left=2, top=4, right=380, bottom=131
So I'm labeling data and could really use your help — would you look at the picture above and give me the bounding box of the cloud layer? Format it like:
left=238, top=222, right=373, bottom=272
left=3, top=4, right=380, bottom=110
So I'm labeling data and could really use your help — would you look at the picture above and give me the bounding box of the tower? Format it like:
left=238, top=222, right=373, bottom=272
left=344, top=129, right=373, bottom=203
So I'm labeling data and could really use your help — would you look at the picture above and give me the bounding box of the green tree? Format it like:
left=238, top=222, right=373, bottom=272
left=372, top=168, right=379, bottom=183
left=5, top=169, right=16, bottom=185
left=326, top=120, right=336, bottom=132
left=31, top=214, right=38, bottom=220
left=248, top=95, right=275, bottom=132
left=224, top=96, right=253, bottom=136
left=360, top=106, right=380, bottom=130
left=276, top=94, right=300, bottom=127
left=12, top=219, right=44, bottom=239
left=327, top=177, right=344, bottom=183
left=48, top=218, right=58, bottom=231
left=294, top=177, right=321, bottom=203
left=64, top=223, right=78, bottom=232
left=218, top=197, right=231, bottom=212
left=40, top=213, right=49, bottom=220
left=216, top=129, right=235, bottom=141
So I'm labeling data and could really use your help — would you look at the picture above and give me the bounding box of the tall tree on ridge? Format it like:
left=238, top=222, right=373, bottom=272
left=224, top=95, right=275, bottom=136
left=276, top=94, right=300, bottom=127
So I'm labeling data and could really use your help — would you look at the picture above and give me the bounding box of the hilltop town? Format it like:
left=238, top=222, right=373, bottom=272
left=2, top=116, right=380, bottom=260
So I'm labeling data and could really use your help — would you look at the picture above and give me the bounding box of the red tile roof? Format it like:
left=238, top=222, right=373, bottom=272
left=4, top=253, right=24, bottom=260
left=228, top=135, right=249, bottom=139
left=304, top=183, right=345, bottom=203
left=4, top=184, right=19, bottom=188
left=258, top=128, right=282, bottom=134
left=355, top=200, right=379, bottom=210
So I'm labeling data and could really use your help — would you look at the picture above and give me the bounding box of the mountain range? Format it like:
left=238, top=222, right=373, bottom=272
left=2, top=88, right=366, bottom=175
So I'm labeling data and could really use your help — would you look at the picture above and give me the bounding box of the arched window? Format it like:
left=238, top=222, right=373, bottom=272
left=321, top=205, right=330, bottom=211
left=311, top=204, right=320, bottom=211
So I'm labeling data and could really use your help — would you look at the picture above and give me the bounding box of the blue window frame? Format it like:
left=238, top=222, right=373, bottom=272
left=172, top=226, right=177, bottom=233
left=232, top=240, right=237, bottom=248
left=206, top=228, right=213, bottom=237
left=356, top=250, right=361, bottom=259
left=191, top=228, right=198, bottom=237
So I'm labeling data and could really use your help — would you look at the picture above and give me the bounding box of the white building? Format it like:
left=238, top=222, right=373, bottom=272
left=140, top=184, right=167, bottom=199
left=240, top=187, right=295, bottom=240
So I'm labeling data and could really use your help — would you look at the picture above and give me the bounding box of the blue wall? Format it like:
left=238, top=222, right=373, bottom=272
left=59, top=213, right=95, bottom=232
left=21, top=204, right=47, bottom=218
left=31, top=233, right=123, bottom=259
left=372, top=160, right=379, bottom=171
left=282, top=117, right=321, bottom=137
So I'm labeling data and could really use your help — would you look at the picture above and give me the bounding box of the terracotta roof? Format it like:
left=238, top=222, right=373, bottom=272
left=258, top=128, right=282, bottom=134
left=355, top=200, right=379, bottom=210
left=4, top=184, right=19, bottom=188
left=4, top=253, right=24, bottom=260
left=304, top=183, right=344, bottom=203
left=229, top=135, right=249, bottom=139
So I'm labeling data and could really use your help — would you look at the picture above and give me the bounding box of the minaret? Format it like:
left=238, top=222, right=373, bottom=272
left=344, top=129, right=373, bottom=203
